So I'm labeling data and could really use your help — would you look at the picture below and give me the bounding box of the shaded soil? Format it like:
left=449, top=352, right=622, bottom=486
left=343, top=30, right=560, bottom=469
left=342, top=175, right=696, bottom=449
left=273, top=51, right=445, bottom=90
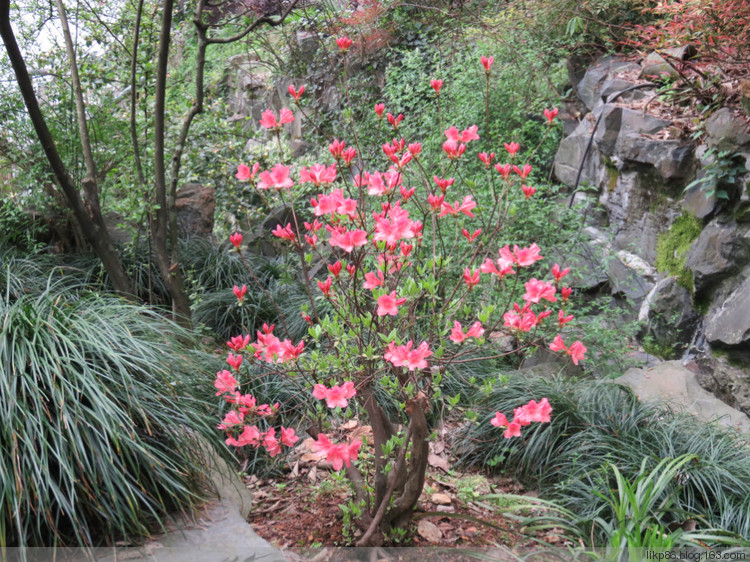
left=245, top=468, right=565, bottom=551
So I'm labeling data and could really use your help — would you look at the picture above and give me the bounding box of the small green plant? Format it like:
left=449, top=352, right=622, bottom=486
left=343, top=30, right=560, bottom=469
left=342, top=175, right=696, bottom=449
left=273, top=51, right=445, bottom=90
left=655, top=213, right=703, bottom=291
left=684, top=148, right=748, bottom=200
left=594, top=455, right=696, bottom=553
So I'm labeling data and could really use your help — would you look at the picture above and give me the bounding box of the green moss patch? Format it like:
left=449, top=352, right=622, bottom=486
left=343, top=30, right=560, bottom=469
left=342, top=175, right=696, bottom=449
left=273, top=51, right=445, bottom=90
left=655, top=213, right=703, bottom=292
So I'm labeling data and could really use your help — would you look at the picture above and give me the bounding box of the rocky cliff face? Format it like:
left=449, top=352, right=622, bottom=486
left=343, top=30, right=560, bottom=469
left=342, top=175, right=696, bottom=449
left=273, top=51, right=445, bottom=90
left=553, top=53, right=750, bottom=418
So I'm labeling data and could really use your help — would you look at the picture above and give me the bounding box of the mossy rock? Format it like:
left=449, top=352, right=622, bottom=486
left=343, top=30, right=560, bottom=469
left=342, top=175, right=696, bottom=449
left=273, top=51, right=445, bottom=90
left=655, top=213, right=703, bottom=292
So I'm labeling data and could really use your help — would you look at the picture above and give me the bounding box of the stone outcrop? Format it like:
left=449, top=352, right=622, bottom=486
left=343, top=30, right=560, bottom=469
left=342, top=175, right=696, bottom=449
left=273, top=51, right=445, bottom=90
left=555, top=52, right=750, bottom=419
left=175, top=183, right=215, bottom=238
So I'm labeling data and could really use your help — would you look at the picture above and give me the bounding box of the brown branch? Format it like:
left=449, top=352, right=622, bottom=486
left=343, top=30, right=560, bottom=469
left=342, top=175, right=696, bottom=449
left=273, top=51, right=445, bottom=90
left=204, top=0, right=302, bottom=44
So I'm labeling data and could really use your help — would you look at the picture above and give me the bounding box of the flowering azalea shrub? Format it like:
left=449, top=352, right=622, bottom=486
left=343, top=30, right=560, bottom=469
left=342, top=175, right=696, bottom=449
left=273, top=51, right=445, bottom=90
left=213, top=38, right=586, bottom=546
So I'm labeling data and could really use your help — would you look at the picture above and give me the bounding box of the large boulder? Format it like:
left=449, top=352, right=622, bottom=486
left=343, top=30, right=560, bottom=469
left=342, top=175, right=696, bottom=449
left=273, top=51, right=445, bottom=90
left=696, top=355, right=750, bottom=419
left=704, top=271, right=750, bottom=347
left=576, top=56, right=639, bottom=111
left=638, top=276, right=699, bottom=353
left=175, top=184, right=215, bottom=237
left=685, top=217, right=750, bottom=295
left=615, top=361, right=750, bottom=432
left=705, top=108, right=750, bottom=151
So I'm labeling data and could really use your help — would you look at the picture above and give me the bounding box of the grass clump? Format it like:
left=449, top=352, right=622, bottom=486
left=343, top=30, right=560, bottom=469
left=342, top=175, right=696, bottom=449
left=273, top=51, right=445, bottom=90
left=655, top=213, right=703, bottom=292
left=0, top=277, right=227, bottom=547
left=455, top=376, right=750, bottom=542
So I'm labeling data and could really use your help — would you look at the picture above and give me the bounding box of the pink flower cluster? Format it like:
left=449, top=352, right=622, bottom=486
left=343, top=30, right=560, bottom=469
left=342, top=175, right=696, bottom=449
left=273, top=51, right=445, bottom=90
left=384, top=341, right=432, bottom=371
left=491, top=398, right=552, bottom=439
left=314, top=434, right=362, bottom=471
left=251, top=323, right=305, bottom=364
left=313, top=381, right=357, bottom=408
left=214, top=369, right=298, bottom=456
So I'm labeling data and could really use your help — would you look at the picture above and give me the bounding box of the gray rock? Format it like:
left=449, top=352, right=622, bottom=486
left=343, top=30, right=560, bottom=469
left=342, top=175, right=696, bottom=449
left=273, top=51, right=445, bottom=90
left=577, top=56, right=639, bottom=111
left=593, top=105, right=671, bottom=156
left=554, top=116, right=606, bottom=188
left=599, top=79, right=652, bottom=106
left=296, top=30, right=321, bottom=62
left=615, top=361, right=750, bottom=432
left=638, top=277, right=698, bottom=352
left=640, top=51, right=679, bottom=80
left=605, top=255, right=655, bottom=303
left=704, top=272, right=750, bottom=346
left=685, top=217, right=750, bottom=294
left=696, top=355, right=750, bottom=418
left=705, top=108, right=750, bottom=151
left=175, top=184, right=215, bottom=237
left=616, top=135, right=695, bottom=180
left=682, top=181, right=718, bottom=219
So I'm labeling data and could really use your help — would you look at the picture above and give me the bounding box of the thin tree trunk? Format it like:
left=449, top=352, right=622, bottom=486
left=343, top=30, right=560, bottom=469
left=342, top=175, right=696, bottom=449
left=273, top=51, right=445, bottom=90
left=0, top=0, right=133, bottom=296
left=152, top=0, right=192, bottom=324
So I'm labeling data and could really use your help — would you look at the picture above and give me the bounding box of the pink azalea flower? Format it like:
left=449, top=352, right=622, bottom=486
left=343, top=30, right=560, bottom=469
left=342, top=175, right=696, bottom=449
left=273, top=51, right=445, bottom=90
left=271, top=223, right=296, bottom=242
left=363, top=270, right=385, bottom=290
left=439, top=195, right=476, bottom=218
left=479, top=152, right=495, bottom=167
left=233, top=284, right=247, bottom=301
left=329, top=139, right=346, bottom=159
left=263, top=428, right=282, bottom=457
left=495, top=163, right=512, bottom=179
left=544, top=107, right=559, bottom=124
left=328, top=261, right=342, bottom=277
left=431, top=79, right=443, bottom=93
left=300, top=163, right=337, bottom=186
left=225, top=425, right=261, bottom=448
left=384, top=340, right=432, bottom=371
left=504, top=142, right=520, bottom=156
left=217, top=410, right=244, bottom=430
left=374, top=203, right=418, bottom=245
left=313, top=381, right=357, bottom=408
left=336, top=36, right=353, bottom=51
left=257, top=164, right=294, bottom=189
left=513, top=163, right=533, bottom=179
left=342, top=146, right=357, bottom=165
left=314, top=434, right=362, bottom=471
left=449, top=321, right=485, bottom=343
left=214, top=369, right=238, bottom=396
left=377, top=291, right=407, bottom=316
left=522, top=184, right=536, bottom=199
left=522, top=278, right=557, bottom=304
left=552, top=264, right=570, bottom=283
left=501, top=243, right=543, bottom=267
left=327, top=226, right=368, bottom=253
left=227, top=334, right=251, bottom=351
left=317, top=277, right=333, bottom=297
left=428, top=193, right=445, bottom=211
left=280, top=426, right=299, bottom=447
left=561, top=286, right=573, bottom=301
left=549, top=336, right=587, bottom=365
left=288, top=84, right=305, bottom=101
left=226, top=353, right=243, bottom=370
left=444, top=125, right=479, bottom=144
left=236, top=163, right=259, bottom=181
left=568, top=341, right=587, bottom=365
left=463, top=267, right=480, bottom=289
left=387, top=113, right=404, bottom=129
left=229, top=232, right=243, bottom=249
left=259, top=108, right=294, bottom=130
left=558, top=309, right=574, bottom=328
left=462, top=228, right=481, bottom=243
left=481, top=55, right=494, bottom=72
left=479, top=257, right=515, bottom=279
left=374, top=103, right=385, bottom=118
left=442, top=139, right=466, bottom=160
